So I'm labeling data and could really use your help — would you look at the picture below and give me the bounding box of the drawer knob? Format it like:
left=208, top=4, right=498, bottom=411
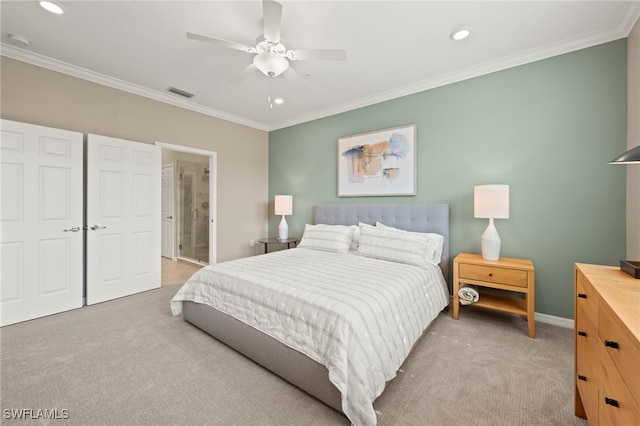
left=488, top=273, right=493, bottom=277
left=578, top=293, right=587, bottom=299
left=605, top=340, right=619, bottom=349
left=578, top=331, right=587, bottom=337
left=578, top=375, right=587, bottom=382
left=604, top=397, right=619, bottom=408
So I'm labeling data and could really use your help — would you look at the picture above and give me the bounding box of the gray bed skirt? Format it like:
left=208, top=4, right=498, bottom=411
left=183, top=300, right=344, bottom=412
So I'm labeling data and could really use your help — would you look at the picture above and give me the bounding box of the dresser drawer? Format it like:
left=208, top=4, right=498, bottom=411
left=576, top=269, right=598, bottom=325
left=576, top=302, right=600, bottom=371
left=458, top=263, right=528, bottom=287
left=593, top=341, right=640, bottom=426
left=576, top=343, right=599, bottom=423
left=598, top=303, right=640, bottom=405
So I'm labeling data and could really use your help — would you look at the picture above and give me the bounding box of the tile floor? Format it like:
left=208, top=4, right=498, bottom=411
left=161, top=257, right=203, bottom=286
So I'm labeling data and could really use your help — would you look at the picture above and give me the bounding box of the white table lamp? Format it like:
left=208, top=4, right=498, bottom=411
left=274, top=195, right=293, bottom=241
left=474, top=185, right=509, bottom=261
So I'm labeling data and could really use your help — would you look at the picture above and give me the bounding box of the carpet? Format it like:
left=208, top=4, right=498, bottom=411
left=0, top=285, right=587, bottom=426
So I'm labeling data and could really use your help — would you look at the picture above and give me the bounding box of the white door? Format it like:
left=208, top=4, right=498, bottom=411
left=86, top=134, right=160, bottom=305
left=0, top=119, right=83, bottom=326
left=161, top=164, right=174, bottom=259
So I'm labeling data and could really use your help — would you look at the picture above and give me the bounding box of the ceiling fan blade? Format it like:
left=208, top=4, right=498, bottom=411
left=283, top=67, right=308, bottom=87
left=186, top=32, right=252, bottom=53
left=289, top=49, right=347, bottom=61
left=263, top=0, right=283, bottom=43
left=229, top=64, right=259, bottom=83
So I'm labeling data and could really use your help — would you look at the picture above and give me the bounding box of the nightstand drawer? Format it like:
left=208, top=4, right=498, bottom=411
left=459, top=263, right=528, bottom=287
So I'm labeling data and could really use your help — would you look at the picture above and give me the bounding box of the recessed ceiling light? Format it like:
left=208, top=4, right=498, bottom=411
left=450, top=27, right=471, bottom=41
left=39, top=1, right=64, bottom=15
left=273, top=98, right=284, bottom=105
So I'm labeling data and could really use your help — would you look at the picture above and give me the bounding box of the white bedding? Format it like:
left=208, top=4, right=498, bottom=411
left=170, top=247, right=449, bottom=426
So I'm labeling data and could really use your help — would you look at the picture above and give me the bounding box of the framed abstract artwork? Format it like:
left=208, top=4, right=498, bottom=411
left=337, top=124, right=417, bottom=197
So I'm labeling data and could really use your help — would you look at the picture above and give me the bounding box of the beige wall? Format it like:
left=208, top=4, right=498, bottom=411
left=628, top=18, right=640, bottom=260
left=1, top=57, right=269, bottom=262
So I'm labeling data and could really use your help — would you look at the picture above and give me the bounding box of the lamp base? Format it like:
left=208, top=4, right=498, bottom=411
left=278, top=215, right=289, bottom=241
left=481, top=218, right=501, bottom=261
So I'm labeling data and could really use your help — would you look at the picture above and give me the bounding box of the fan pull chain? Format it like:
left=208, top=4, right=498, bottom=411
left=268, top=75, right=273, bottom=109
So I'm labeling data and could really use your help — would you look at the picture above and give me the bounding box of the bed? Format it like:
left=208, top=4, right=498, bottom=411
left=170, top=204, right=450, bottom=426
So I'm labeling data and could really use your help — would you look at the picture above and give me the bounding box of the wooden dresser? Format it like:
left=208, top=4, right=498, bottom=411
left=574, top=263, right=640, bottom=425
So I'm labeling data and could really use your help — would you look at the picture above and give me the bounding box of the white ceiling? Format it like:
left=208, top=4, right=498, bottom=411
left=2, top=1, right=639, bottom=131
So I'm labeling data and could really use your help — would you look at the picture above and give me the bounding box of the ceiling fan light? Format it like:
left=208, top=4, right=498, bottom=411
left=253, top=52, right=289, bottom=77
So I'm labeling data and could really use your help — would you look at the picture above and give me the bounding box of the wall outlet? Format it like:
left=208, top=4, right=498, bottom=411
left=249, top=239, right=255, bottom=247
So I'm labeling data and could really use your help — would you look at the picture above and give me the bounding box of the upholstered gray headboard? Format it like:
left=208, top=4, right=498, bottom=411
left=315, top=204, right=450, bottom=284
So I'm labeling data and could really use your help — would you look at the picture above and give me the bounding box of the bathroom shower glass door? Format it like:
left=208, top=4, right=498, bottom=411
left=177, top=160, right=209, bottom=264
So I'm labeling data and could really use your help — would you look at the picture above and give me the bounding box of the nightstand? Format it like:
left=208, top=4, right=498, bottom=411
left=452, top=253, right=535, bottom=338
left=258, top=237, right=298, bottom=254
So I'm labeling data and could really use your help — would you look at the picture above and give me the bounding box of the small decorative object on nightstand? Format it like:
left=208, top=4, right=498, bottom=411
left=258, top=237, right=298, bottom=254
left=453, top=253, right=535, bottom=338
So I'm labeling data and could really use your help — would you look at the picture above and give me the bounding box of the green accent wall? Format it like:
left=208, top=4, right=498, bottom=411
left=269, top=40, right=627, bottom=319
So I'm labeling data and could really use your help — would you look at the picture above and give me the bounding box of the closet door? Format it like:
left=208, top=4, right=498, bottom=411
left=86, top=134, right=160, bottom=305
left=0, top=119, right=83, bottom=326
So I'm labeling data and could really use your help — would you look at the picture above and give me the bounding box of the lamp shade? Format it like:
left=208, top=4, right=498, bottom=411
left=274, top=195, right=292, bottom=216
left=474, top=185, right=509, bottom=219
left=608, top=145, right=640, bottom=164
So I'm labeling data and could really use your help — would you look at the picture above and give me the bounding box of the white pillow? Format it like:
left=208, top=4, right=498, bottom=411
left=356, top=223, right=443, bottom=268
left=376, top=222, right=444, bottom=265
left=350, top=222, right=374, bottom=252
left=298, top=224, right=354, bottom=253
left=350, top=225, right=359, bottom=252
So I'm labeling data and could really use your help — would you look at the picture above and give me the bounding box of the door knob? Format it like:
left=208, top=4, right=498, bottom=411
left=167, top=215, right=173, bottom=219
left=63, top=227, right=81, bottom=232
left=90, top=225, right=107, bottom=230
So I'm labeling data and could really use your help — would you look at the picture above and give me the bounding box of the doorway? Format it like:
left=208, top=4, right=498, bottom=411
left=156, top=142, right=217, bottom=274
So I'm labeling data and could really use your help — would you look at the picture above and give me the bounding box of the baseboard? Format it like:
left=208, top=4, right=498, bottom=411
left=447, top=296, right=574, bottom=329
left=535, top=312, right=573, bottom=329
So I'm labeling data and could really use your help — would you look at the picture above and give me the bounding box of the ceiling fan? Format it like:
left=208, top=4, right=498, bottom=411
left=186, top=0, right=347, bottom=83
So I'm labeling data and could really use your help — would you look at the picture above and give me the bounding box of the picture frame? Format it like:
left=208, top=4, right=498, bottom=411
left=337, top=124, right=416, bottom=197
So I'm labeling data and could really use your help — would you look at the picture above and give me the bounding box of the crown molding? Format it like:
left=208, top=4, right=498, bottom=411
left=2, top=1, right=637, bottom=133
left=270, top=2, right=640, bottom=131
left=0, top=44, right=270, bottom=132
